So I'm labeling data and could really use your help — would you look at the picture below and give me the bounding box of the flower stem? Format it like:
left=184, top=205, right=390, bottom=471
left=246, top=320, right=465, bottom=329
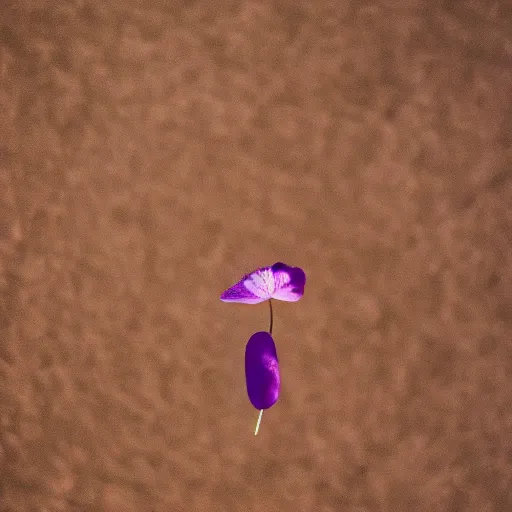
left=268, top=299, right=273, bottom=335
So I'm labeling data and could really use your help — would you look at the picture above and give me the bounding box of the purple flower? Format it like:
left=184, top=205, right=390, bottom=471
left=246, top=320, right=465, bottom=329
left=220, top=262, right=306, bottom=304
left=221, top=262, right=305, bottom=434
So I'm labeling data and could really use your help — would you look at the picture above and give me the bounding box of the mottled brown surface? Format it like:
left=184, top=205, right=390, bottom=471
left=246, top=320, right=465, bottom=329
left=1, top=1, right=512, bottom=511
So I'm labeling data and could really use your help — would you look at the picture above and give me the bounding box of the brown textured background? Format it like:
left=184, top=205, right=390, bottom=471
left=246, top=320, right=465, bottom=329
left=1, top=0, right=512, bottom=511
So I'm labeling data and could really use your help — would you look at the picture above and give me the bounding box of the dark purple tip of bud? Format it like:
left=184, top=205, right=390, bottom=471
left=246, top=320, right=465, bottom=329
left=245, top=331, right=280, bottom=410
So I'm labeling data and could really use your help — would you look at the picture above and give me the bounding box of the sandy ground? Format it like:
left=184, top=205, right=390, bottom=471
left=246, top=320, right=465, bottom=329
left=1, top=1, right=512, bottom=510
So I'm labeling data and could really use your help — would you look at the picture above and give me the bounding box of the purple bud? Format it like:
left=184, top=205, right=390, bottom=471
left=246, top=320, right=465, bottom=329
left=245, top=331, right=280, bottom=410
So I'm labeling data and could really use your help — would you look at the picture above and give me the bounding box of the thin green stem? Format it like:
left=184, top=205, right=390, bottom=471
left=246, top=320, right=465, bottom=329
left=268, top=299, right=273, bottom=335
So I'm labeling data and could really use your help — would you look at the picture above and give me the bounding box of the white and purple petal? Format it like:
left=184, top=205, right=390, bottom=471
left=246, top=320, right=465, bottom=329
left=219, top=276, right=268, bottom=304
left=220, top=262, right=306, bottom=304
left=269, top=262, right=306, bottom=302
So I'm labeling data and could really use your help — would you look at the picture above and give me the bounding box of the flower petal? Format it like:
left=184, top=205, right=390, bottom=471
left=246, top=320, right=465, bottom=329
left=242, top=267, right=275, bottom=300
left=219, top=277, right=266, bottom=304
left=220, top=267, right=272, bottom=304
left=270, top=262, right=306, bottom=302
left=220, top=262, right=306, bottom=304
